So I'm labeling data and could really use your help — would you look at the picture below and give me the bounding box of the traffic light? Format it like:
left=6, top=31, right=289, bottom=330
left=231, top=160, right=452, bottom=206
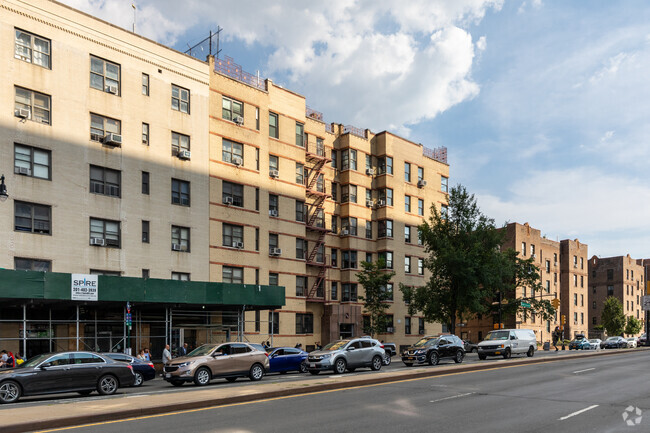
left=561, top=314, right=566, bottom=325
left=551, top=298, right=560, bottom=309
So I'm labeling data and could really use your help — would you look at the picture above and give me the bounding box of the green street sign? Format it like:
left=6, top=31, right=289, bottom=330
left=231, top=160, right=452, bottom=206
left=520, top=301, right=531, bottom=308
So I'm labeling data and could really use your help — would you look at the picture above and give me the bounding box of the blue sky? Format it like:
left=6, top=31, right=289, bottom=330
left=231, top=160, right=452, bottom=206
left=63, top=0, right=650, bottom=258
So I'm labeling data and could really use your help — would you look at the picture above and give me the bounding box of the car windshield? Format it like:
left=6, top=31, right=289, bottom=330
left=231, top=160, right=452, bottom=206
left=414, top=337, right=438, bottom=347
left=484, top=331, right=510, bottom=341
left=606, top=337, right=618, bottom=341
left=627, top=338, right=635, bottom=341
left=323, top=340, right=349, bottom=351
left=20, top=354, right=52, bottom=368
left=187, top=344, right=218, bottom=356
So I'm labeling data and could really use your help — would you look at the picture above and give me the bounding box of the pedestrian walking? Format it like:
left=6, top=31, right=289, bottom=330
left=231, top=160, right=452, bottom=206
left=162, top=344, right=172, bottom=365
left=552, top=326, right=560, bottom=351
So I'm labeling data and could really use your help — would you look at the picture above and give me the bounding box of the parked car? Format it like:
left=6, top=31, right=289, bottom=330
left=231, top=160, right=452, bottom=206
left=477, top=329, right=536, bottom=360
left=568, top=335, right=590, bottom=350
left=382, top=343, right=397, bottom=365
left=102, top=353, right=156, bottom=386
left=638, top=334, right=647, bottom=346
left=306, top=338, right=384, bottom=375
left=587, top=339, right=602, bottom=350
left=267, top=347, right=308, bottom=374
left=0, top=351, right=135, bottom=404
left=626, top=337, right=638, bottom=348
left=603, top=336, right=627, bottom=349
left=401, top=334, right=465, bottom=366
left=163, top=342, right=270, bottom=386
left=463, top=340, right=478, bottom=353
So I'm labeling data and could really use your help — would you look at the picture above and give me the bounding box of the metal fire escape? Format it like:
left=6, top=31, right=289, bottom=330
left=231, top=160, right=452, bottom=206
left=305, top=136, right=331, bottom=300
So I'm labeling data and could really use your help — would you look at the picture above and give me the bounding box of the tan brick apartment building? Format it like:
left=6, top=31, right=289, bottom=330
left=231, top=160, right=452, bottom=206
left=588, top=255, right=644, bottom=338
left=1, top=0, right=449, bottom=352
left=462, top=223, right=588, bottom=343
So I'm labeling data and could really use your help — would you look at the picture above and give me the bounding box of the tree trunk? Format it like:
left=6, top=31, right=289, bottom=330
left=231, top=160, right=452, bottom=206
left=449, top=311, right=456, bottom=336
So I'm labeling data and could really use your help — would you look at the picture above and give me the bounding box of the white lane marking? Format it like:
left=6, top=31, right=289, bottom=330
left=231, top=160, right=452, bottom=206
left=430, top=392, right=474, bottom=403
left=558, top=405, right=599, bottom=420
left=572, top=368, right=595, bottom=374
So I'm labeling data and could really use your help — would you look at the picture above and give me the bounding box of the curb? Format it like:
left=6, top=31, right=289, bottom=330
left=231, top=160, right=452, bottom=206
left=6, top=347, right=648, bottom=433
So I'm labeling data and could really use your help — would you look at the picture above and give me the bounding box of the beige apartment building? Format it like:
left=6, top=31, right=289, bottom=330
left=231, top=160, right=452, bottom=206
left=462, top=223, right=588, bottom=343
left=588, top=255, right=644, bottom=337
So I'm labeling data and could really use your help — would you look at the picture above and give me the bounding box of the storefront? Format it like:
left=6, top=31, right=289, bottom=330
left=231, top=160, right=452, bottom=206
left=0, top=269, right=284, bottom=360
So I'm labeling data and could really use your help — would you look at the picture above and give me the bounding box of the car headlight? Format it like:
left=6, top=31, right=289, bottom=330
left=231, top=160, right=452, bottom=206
left=415, top=349, right=426, bottom=354
left=177, top=361, right=194, bottom=367
left=319, top=354, right=331, bottom=359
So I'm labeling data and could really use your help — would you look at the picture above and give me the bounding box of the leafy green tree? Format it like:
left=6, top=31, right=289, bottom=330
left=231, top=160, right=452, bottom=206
left=624, top=315, right=643, bottom=336
left=357, top=259, right=395, bottom=338
left=601, top=297, right=626, bottom=336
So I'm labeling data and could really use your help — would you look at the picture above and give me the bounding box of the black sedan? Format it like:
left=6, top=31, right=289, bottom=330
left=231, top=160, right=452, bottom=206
left=603, top=336, right=627, bottom=349
left=102, top=353, right=156, bottom=386
left=0, top=351, right=135, bottom=404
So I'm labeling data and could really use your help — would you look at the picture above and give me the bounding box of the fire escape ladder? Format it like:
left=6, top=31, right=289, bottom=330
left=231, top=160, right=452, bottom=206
left=307, top=266, right=327, bottom=299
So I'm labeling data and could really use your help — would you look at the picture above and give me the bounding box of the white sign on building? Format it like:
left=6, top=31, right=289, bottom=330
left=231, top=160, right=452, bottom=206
left=71, top=274, right=98, bottom=301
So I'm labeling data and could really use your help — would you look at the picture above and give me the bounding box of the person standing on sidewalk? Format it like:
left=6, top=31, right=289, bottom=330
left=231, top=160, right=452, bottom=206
left=552, top=326, right=560, bottom=351
left=162, top=344, right=172, bottom=365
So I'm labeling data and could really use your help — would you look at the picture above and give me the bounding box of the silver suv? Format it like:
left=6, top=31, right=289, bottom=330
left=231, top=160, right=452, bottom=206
left=306, top=338, right=385, bottom=375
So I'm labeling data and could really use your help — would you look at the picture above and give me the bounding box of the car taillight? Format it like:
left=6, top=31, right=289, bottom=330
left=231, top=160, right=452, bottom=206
left=127, top=365, right=133, bottom=371
left=265, top=353, right=269, bottom=357
left=148, top=363, right=154, bottom=368
left=380, top=344, right=384, bottom=349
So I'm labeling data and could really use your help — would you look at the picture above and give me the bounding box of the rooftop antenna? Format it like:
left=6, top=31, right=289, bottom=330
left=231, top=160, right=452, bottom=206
left=131, top=3, right=136, bottom=33
left=184, top=27, right=222, bottom=60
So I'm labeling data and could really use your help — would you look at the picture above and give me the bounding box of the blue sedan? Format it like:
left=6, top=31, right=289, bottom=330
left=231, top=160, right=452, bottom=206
left=268, top=347, right=308, bottom=374
left=103, top=353, right=156, bottom=386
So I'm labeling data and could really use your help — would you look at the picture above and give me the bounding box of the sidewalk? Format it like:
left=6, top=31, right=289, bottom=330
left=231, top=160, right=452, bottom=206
left=3, top=348, right=645, bottom=433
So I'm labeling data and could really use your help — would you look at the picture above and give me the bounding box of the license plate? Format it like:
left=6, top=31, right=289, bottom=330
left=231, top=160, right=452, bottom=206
left=406, top=357, right=414, bottom=360
left=165, top=373, right=171, bottom=378
left=495, top=351, right=501, bottom=355
left=309, top=363, right=316, bottom=368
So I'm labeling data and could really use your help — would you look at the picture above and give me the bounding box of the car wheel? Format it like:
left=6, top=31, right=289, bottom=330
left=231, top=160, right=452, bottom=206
left=383, top=353, right=392, bottom=366
left=527, top=346, right=535, bottom=357
left=0, top=381, right=21, bottom=404
left=194, top=367, right=211, bottom=386
left=133, top=372, right=144, bottom=387
left=170, top=380, right=184, bottom=387
left=403, top=363, right=413, bottom=367
left=502, top=348, right=511, bottom=359
left=454, top=350, right=464, bottom=364
left=334, top=358, right=347, bottom=374
left=478, top=354, right=487, bottom=360
left=300, top=362, right=308, bottom=373
left=226, top=377, right=237, bottom=383
left=371, top=355, right=383, bottom=371
left=309, top=370, right=319, bottom=375
left=97, top=375, right=118, bottom=396
left=77, top=390, right=93, bottom=396
left=249, top=363, right=264, bottom=381
left=428, top=352, right=439, bottom=366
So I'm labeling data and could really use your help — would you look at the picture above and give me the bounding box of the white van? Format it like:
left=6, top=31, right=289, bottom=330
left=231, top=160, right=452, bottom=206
left=477, top=329, right=536, bottom=360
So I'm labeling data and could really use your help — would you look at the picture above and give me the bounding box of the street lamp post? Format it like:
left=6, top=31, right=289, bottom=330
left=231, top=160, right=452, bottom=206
left=0, top=174, right=8, bottom=202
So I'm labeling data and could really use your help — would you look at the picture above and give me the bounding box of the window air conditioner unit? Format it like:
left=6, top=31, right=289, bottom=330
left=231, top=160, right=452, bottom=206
left=269, top=247, right=282, bottom=256
left=269, top=169, right=279, bottom=178
left=531, top=254, right=536, bottom=259
left=142, top=135, right=148, bottom=144
left=90, top=237, right=105, bottom=246
left=417, top=180, right=427, bottom=188
left=232, top=156, right=243, bottom=166
left=223, top=196, right=234, bottom=205
left=574, top=264, right=578, bottom=268
left=340, top=229, right=349, bottom=236
left=103, top=133, right=122, bottom=146
left=178, top=150, right=191, bottom=160
left=366, top=168, right=375, bottom=176
left=172, top=244, right=182, bottom=251
left=554, top=262, right=558, bottom=267
left=269, top=209, right=279, bottom=217
left=15, top=166, right=31, bottom=175
left=106, top=85, right=118, bottom=94
left=366, top=200, right=374, bottom=208
left=233, top=115, right=244, bottom=125
left=375, top=200, right=385, bottom=208
left=386, top=327, right=394, bottom=333
left=15, top=108, right=29, bottom=119
left=233, top=241, right=244, bottom=249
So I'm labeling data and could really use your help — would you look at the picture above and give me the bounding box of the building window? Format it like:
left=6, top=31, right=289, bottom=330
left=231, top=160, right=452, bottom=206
left=405, top=226, right=411, bottom=243
left=141, top=171, right=150, bottom=195
left=378, top=220, right=393, bottom=238
left=171, top=179, right=190, bottom=206
left=341, top=149, right=357, bottom=171
left=607, top=285, right=614, bottom=297
left=545, top=260, right=550, bottom=273
left=574, top=275, right=578, bottom=287
left=331, top=249, right=338, bottom=267
left=331, top=216, right=338, bottom=233
left=14, top=144, right=50, bottom=179
left=171, top=84, right=190, bottom=113
left=342, top=250, right=357, bottom=269
left=296, top=276, right=307, bottom=296
left=580, top=275, right=584, bottom=287
left=607, top=269, right=613, bottom=280
left=417, top=166, right=424, bottom=182
left=295, top=313, right=313, bottom=334
left=171, top=132, right=190, bottom=156
left=255, top=107, right=260, bottom=130
left=441, top=176, right=448, bottom=193
left=441, top=205, right=448, bottom=219
left=142, top=122, right=149, bottom=145
left=222, top=266, right=243, bottom=284
left=15, top=201, right=51, bottom=234
left=546, top=280, right=550, bottom=293
left=15, top=29, right=50, bottom=68
left=223, top=224, right=243, bottom=247
left=90, top=165, right=120, bottom=197
left=256, top=148, right=260, bottom=170
left=365, top=154, right=372, bottom=171
left=269, top=112, right=279, bottom=138
left=331, top=150, right=337, bottom=168
left=269, top=311, right=279, bottom=334
left=404, top=162, right=411, bottom=182
left=405, top=256, right=411, bottom=273
left=171, top=226, right=190, bottom=252
left=386, top=156, right=393, bottom=174
left=222, top=96, right=243, bottom=121
left=269, top=233, right=279, bottom=251
left=15, top=257, right=51, bottom=272
left=405, top=317, right=412, bottom=334
left=141, top=73, right=149, bottom=95
left=342, top=184, right=357, bottom=203
left=269, top=155, right=279, bottom=172
left=222, top=139, right=243, bottom=165
left=404, top=195, right=412, bottom=213
left=90, top=218, right=120, bottom=247
left=296, top=163, right=305, bottom=184
left=296, top=238, right=307, bottom=260
left=418, top=199, right=424, bottom=216
left=378, top=188, right=393, bottom=206
left=15, top=86, right=50, bottom=124
left=269, top=194, right=279, bottom=215
left=269, top=273, right=279, bottom=286
left=580, top=257, right=584, bottom=269
left=418, top=258, right=424, bottom=275
left=366, top=221, right=372, bottom=239
left=142, top=220, right=149, bottom=243
left=295, top=200, right=306, bottom=222
left=331, top=282, right=338, bottom=300
left=90, top=113, right=121, bottom=142
left=331, top=182, right=338, bottom=201
left=255, top=228, right=259, bottom=251
left=379, top=251, right=393, bottom=269
left=296, top=122, right=305, bottom=147
left=223, top=181, right=244, bottom=207
left=90, top=55, right=120, bottom=94
left=419, top=318, right=425, bottom=335
left=342, top=283, right=358, bottom=302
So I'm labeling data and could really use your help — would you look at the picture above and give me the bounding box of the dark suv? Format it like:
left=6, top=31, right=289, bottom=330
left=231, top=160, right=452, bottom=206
left=401, top=334, right=465, bottom=366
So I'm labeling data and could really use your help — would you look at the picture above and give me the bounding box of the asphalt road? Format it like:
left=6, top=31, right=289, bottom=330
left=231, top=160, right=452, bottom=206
left=31, top=349, right=650, bottom=433
left=5, top=347, right=603, bottom=408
